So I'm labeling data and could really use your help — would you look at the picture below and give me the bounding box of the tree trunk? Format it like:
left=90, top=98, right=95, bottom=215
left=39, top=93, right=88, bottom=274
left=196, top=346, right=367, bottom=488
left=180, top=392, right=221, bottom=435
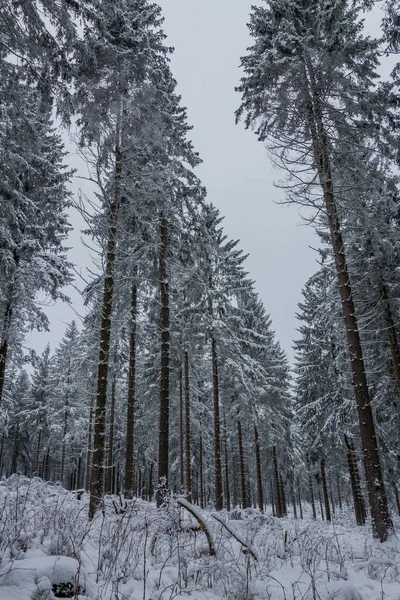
left=297, top=477, right=303, bottom=519
left=157, top=217, right=170, bottom=506
left=337, top=474, right=343, bottom=510
left=89, top=125, right=122, bottom=520
left=320, top=458, right=331, bottom=522
left=380, top=282, right=400, bottom=391
left=106, top=372, right=116, bottom=494
left=212, top=337, right=223, bottom=510
left=11, top=423, right=19, bottom=474
left=223, top=408, right=231, bottom=511
left=59, top=407, right=68, bottom=483
left=199, top=433, right=204, bottom=509
left=309, top=471, right=317, bottom=519
left=345, top=435, right=366, bottom=526
left=254, top=425, right=263, bottom=512
left=273, top=446, right=283, bottom=517
left=291, top=483, right=298, bottom=519
left=85, top=391, right=95, bottom=491
left=184, top=351, right=192, bottom=501
left=179, top=367, right=184, bottom=490
left=279, top=473, right=287, bottom=516
left=318, top=483, right=325, bottom=520
left=0, top=433, right=4, bottom=476
left=270, top=479, right=275, bottom=516
left=305, top=60, right=390, bottom=541
left=237, top=419, right=248, bottom=509
left=124, top=281, right=137, bottom=499
left=393, top=483, right=400, bottom=517
left=34, top=430, right=42, bottom=475
left=0, top=300, right=13, bottom=407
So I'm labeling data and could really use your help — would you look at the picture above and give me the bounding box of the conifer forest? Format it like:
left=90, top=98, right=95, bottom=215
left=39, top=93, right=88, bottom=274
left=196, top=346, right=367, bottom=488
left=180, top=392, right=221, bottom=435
left=1, top=1, right=400, bottom=599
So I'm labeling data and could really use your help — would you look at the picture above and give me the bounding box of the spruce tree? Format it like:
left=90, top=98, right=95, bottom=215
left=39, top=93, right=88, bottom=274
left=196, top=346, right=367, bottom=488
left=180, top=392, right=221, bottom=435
left=237, top=0, right=391, bottom=541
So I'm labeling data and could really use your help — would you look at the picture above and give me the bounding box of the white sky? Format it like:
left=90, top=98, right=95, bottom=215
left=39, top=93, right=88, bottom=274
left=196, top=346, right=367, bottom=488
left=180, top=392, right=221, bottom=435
left=30, top=1, right=389, bottom=363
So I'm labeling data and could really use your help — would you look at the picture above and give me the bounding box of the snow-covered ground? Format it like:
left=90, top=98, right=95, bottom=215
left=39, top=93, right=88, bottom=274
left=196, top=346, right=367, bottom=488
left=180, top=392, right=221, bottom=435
left=0, top=477, right=399, bottom=600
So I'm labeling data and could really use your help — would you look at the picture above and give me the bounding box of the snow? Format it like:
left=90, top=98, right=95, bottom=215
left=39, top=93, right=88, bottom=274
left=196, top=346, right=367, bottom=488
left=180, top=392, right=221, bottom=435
left=1, top=477, right=400, bottom=600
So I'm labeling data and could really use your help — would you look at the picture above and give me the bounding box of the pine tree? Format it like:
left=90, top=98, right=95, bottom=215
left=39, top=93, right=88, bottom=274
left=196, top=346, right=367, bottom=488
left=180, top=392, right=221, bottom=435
left=0, top=68, right=72, bottom=407
left=237, top=0, right=391, bottom=541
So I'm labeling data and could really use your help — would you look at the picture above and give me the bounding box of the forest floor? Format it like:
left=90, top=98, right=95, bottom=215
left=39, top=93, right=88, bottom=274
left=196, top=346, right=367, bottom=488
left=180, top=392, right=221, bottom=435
left=0, top=477, right=400, bottom=600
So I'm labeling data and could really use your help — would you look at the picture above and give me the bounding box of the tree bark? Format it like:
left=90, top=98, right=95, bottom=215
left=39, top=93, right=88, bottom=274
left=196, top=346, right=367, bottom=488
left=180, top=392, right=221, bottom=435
left=124, top=281, right=137, bottom=499
left=212, top=337, right=223, bottom=510
left=34, top=430, right=42, bottom=476
left=89, top=124, right=122, bottom=520
left=305, top=59, right=390, bottom=541
left=380, top=282, right=400, bottom=391
left=337, top=474, right=343, bottom=510
left=223, top=408, right=231, bottom=511
left=273, top=446, right=283, bottom=517
left=11, top=423, right=19, bottom=474
left=199, top=433, right=205, bottom=509
left=393, top=483, right=400, bottom=517
left=85, top=391, right=95, bottom=491
left=179, top=367, right=184, bottom=490
left=184, top=351, right=192, bottom=501
left=309, top=471, right=317, bottom=519
left=320, top=458, right=331, bottom=522
left=345, top=435, right=366, bottom=526
left=297, top=477, right=303, bottom=519
left=279, top=473, right=287, bottom=516
left=59, top=407, right=68, bottom=484
left=254, top=425, right=263, bottom=512
left=237, top=419, right=248, bottom=509
left=0, top=300, right=13, bottom=407
left=157, top=217, right=170, bottom=506
left=106, top=372, right=116, bottom=494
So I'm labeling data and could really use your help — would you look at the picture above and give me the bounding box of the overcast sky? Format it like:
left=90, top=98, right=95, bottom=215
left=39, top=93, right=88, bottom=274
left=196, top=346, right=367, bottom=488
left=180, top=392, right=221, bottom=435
left=28, top=0, right=322, bottom=362
left=35, top=1, right=393, bottom=362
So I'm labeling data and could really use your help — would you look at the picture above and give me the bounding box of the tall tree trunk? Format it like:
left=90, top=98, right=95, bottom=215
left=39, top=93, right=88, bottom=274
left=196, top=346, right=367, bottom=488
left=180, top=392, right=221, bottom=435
left=85, top=391, right=95, bottom=491
left=0, top=300, right=13, bottom=407
left=305, top=60, right=390, bottom=541
left=309, top=471, right=317, bottom=519
left=320, top=458, right=331, bottom=522
left=337, top=474, right=343, bottom=510
left=157, top=217, right=170, bottom=506
left=34, top=430, right=42, bottom=475
left=291, top=483, right=298, bottom=519
left=212, top=337, right=223, bottom=510
left=0, top=433, right=4, bottom=476
left=77, top=455, right=82, bottom=490
left=199, top=433, right=204, bottom=509
left=237, top=419, right=248, bottom=509
left=11, top=423, right=19, bottom=474
left=345, top=435, right=366, bottom=526
left=270, top=479, right=275, bottom=516
left=318, top=483, right=325, bottom=520
left=380, top=282, right=400, bottom=391
left=393, top=483, right=400, bottom=517
left=223, top=408, right=231, bottom=511
left=124, top=282, right=137, bottom=499
left=179, top=368, right=184, bottom=490
left=89, top=124, right=122, bottom=520
left=273, top=446, right=283, bottom=517
left=59, top=407, right=68, bottom=483
left=184, top=351, right=191, bottom=501
left=279, top=473, right=287, bottom=516
left=106, top=372, right=116, bottom=494
left=254, top=425, right=263, bottom=512
left=297, top=477, right=304, bottom=519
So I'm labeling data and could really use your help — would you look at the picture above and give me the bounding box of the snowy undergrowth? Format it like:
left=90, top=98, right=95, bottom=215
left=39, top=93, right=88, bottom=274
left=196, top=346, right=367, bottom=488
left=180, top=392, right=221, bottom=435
left=0, top=477, right=400, bottom=600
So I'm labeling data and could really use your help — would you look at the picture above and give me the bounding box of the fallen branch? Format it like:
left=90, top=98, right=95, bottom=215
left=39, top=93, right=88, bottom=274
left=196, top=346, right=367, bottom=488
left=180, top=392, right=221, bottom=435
left=177, top=498, right=215, bottom=556
left=211, top=512, right=258, bottom=561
